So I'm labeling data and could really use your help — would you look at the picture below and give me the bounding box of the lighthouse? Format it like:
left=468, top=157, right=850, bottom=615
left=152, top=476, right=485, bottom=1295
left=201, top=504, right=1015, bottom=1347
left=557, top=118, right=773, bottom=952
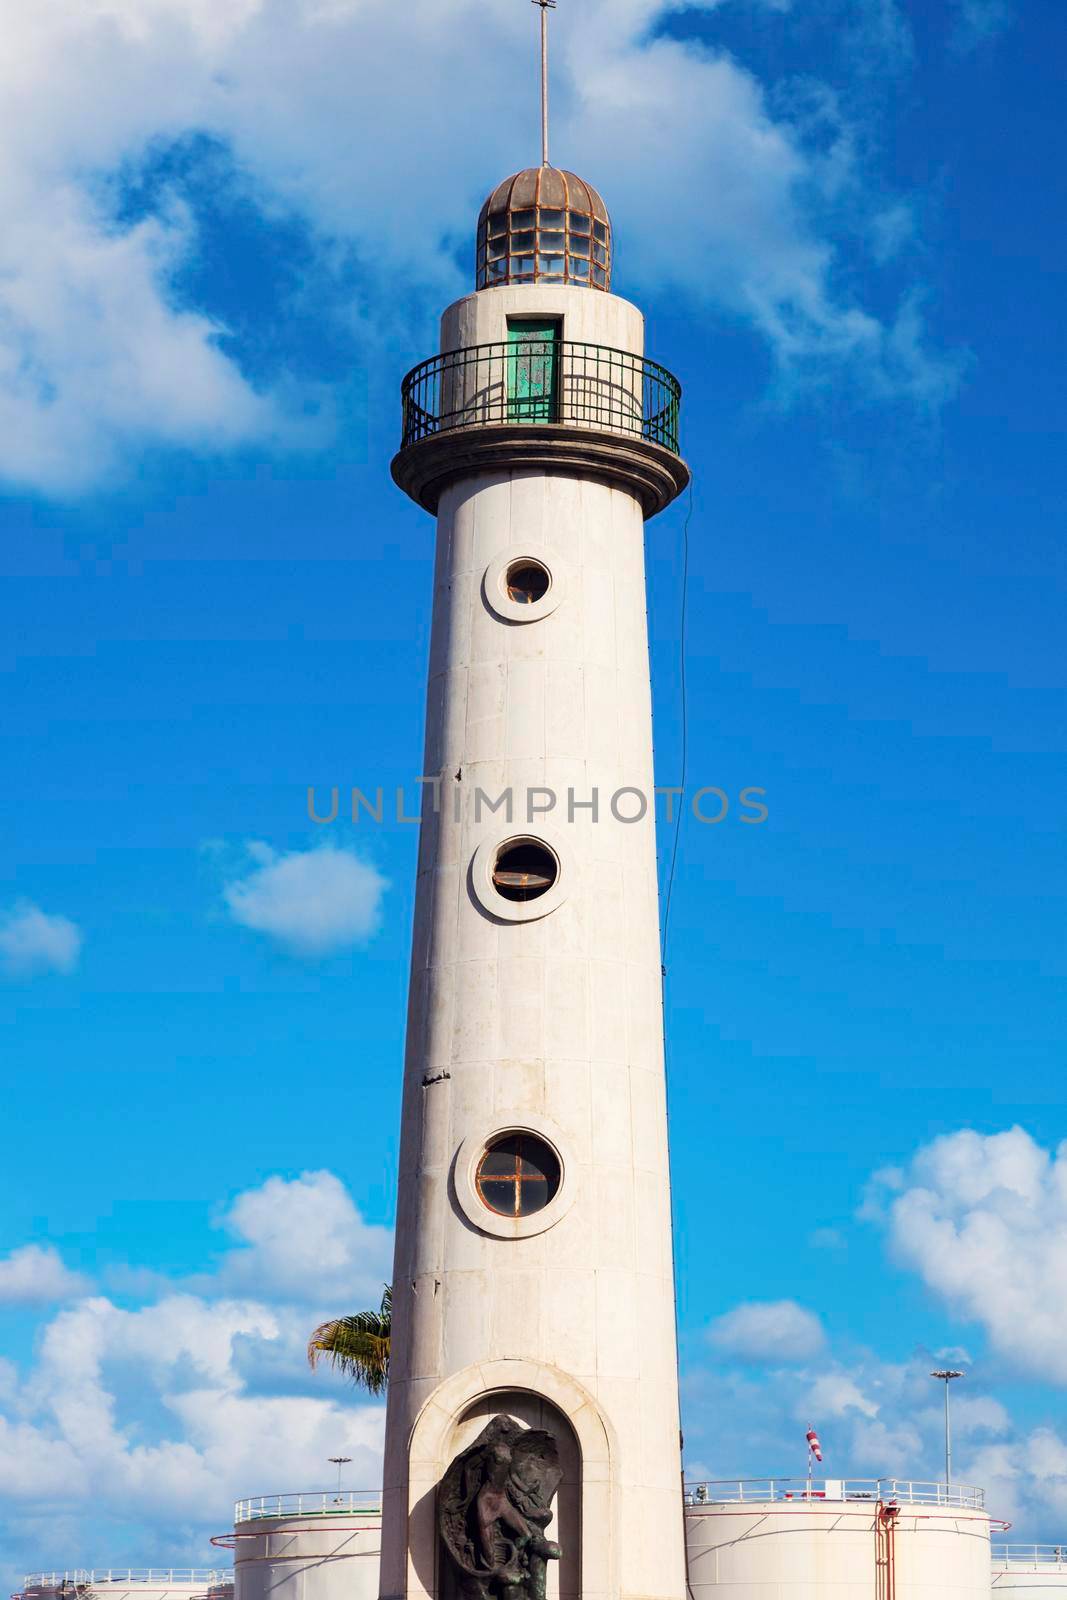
left=380, top=19, right=691, bottom=1600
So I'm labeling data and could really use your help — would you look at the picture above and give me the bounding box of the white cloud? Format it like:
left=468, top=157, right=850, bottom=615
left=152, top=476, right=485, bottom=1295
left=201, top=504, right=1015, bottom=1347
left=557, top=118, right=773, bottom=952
left=961, top=1427, right=1067, bottom=1535
left=0, top=189, right=282, bottom=497
left=0, top=0, right=958, bottom=496
left=0, top=1290, right=384, bottom=1518
left=0, top=902, right=82, bottom=978
left=808, top=1226, right=846, bottom=1251
left=953, top=0, right=1013, bottom=48
left=875, top=1127, right=1067, bottom=1384
left=0, top=1245, right=89, bottom=1306
left=708, top=1299, right=826, bottom=1361
left=0, top=1170, right=389, bottom=1591
left=805, top=1370, right=879, bottom=1420
left=214, top=1170, right=393, bottom=1305
left=222, top=842, right=387, bottom=956
left=684, top=1341, right=1019, bottom=1505
left=869, top=200, right=916, bottom=265
left=572, top=24, right=955, bottom=405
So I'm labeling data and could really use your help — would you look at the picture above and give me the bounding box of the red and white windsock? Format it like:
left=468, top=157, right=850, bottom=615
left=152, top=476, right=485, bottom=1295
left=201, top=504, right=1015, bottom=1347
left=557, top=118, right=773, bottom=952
left=806, top=1428, right=823, bottom=1463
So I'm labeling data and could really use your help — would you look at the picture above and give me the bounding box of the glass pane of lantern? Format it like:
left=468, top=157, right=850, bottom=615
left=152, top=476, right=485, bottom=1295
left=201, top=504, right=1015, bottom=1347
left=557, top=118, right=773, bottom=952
left=488, top=214, right=508, bottom=237
left=539, top=208, right=565, bottom=228
left=511, top=230, right=536, bottom=253
left=540, top=230, right=566, bottom=250
left=511, top=209, right=536, bottom=229
left=569, top=211, right=591, bottom=235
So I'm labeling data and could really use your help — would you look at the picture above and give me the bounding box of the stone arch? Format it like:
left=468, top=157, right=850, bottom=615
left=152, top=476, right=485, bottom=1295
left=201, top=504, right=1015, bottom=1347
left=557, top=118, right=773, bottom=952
left=406, top=1359, right=617, bottom=1600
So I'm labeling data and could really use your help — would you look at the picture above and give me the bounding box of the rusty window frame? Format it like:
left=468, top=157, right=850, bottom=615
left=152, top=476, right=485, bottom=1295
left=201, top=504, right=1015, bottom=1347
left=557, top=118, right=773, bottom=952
left=475, top=1134, right=561, bottom=1218
left=477, top=198, right=613, bottom=291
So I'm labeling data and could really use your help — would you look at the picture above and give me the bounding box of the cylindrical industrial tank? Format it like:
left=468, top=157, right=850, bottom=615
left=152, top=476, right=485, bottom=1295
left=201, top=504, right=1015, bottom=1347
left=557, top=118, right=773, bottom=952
left=685, top=1478, right=992, bottom=1599
left=21, top=1571, right=227, bottom=1600
left=992, top=1545, right=1067, bottom=1589
left=231, top=1492, right=380, bottom=1600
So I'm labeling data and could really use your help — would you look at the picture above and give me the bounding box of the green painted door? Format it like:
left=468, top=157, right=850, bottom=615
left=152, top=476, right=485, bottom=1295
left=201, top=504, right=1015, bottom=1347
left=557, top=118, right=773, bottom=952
left=507, top=318, right=560, bottom=423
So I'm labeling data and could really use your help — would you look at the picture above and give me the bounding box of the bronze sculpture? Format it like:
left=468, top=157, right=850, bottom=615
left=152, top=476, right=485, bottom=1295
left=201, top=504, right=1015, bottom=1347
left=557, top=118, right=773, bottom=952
left=439, top=1414, right=563, bottom=1600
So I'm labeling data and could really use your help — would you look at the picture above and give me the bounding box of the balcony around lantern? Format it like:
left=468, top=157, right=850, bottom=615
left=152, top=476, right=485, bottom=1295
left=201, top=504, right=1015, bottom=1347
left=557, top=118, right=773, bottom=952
left=391, top=338, right=690, bottom=519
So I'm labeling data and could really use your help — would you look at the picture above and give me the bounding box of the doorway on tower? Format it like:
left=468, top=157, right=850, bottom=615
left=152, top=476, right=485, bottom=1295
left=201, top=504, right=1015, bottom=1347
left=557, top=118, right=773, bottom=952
left=506, top=319, right=561, bottom=423
left=440, top=1391, right=580, bottom=1600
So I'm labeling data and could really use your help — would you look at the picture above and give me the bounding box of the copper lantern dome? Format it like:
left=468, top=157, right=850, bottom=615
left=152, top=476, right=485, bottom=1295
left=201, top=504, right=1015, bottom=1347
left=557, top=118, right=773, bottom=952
left=476, top=167, right=612, bottom=293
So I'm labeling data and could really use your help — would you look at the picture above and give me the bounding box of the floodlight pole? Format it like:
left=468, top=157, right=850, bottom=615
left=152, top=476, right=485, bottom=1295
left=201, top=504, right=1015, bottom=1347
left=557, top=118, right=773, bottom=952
left=328, top=1455, right=352, bottom=1495
left=930, top=1370, right=964, bottom=1490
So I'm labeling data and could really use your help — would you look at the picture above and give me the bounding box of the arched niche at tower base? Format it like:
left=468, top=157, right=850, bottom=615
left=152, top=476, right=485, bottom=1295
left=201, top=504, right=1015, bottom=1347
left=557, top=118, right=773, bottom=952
left=402, top=1359, right=618, bottom=1600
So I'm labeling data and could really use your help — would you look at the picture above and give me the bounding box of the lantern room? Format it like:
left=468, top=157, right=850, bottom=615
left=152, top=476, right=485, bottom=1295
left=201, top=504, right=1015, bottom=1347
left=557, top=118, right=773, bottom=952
left=476, top=166, right=612, bottom=291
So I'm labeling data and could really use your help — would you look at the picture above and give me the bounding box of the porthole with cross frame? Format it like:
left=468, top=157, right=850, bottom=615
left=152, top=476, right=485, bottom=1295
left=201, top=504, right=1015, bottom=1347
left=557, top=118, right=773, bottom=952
left=476, top=1132, right=562, bottom=1217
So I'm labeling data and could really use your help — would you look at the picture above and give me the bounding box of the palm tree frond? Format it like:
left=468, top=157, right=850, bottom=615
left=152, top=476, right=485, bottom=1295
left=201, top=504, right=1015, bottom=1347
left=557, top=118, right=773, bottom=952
left=307, top=1285, right=391, bottom=1395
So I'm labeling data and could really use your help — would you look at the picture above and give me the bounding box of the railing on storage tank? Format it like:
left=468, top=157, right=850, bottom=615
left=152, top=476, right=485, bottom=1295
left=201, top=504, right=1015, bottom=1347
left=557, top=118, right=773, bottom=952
left=399, top=341, right=682, bottom=457
left=993, top=1544, right=1067, bottom=1566
left=684, top=1478, right=985, bottom=1509
left=234, top=1491, right=381, bottom=1522
left=23, top=1575, right=226, bottom=1589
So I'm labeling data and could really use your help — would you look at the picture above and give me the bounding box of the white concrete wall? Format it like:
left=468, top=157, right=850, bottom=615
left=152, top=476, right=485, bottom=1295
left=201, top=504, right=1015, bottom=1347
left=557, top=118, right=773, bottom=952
left=382, top=283, right=684, bottom=1600
left=686, top=1502, right=992, bottom=1598
left=234, top=1516, right=379, bottom=1600
left=436, top=288, right=647, bottom=444
left=441, top=285, right=644, bottom=356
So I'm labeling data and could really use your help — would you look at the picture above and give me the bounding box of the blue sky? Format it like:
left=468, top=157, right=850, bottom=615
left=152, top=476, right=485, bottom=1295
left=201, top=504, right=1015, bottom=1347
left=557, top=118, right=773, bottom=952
left=2, top=0, right=1067, bottom=1584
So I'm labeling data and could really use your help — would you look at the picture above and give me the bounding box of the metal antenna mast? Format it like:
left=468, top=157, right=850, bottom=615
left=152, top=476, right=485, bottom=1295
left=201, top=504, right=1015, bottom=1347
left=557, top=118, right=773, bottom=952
left=532, top=0, right=556, bottom=167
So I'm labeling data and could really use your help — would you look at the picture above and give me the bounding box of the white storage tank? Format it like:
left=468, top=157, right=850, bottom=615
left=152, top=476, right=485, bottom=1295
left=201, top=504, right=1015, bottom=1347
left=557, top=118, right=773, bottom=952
left=992, top=1545, right=1067, bottom=1589
left=21, top=1572, right=227, bottom=1600
left=684, top=1478, right=991, bottom=1599
left=230, top=1492, right=380, bottom=1600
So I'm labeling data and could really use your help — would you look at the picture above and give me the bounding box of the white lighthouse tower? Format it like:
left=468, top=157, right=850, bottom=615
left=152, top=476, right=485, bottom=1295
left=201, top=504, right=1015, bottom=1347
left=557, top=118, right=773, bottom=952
left=381, top=23, right=690, bottom=1600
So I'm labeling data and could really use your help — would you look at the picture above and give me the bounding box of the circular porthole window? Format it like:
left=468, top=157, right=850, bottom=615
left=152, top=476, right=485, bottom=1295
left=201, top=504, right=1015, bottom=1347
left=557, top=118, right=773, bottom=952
left=455, top=1116, right=575, bottom=1239
left=476, top=1133, right=562, bottom=1218
left=505, top=560, right=550, bottom=606
left=471, top=828, right=571, bottom=923
left=491, top=838, right=558, bottom=903
left=483, top=546, right=566, bottom=624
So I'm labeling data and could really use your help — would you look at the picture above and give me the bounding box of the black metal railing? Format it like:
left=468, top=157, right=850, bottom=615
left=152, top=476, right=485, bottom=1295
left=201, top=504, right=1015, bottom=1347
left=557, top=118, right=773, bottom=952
left=399, top=340, right=682, bottom=456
